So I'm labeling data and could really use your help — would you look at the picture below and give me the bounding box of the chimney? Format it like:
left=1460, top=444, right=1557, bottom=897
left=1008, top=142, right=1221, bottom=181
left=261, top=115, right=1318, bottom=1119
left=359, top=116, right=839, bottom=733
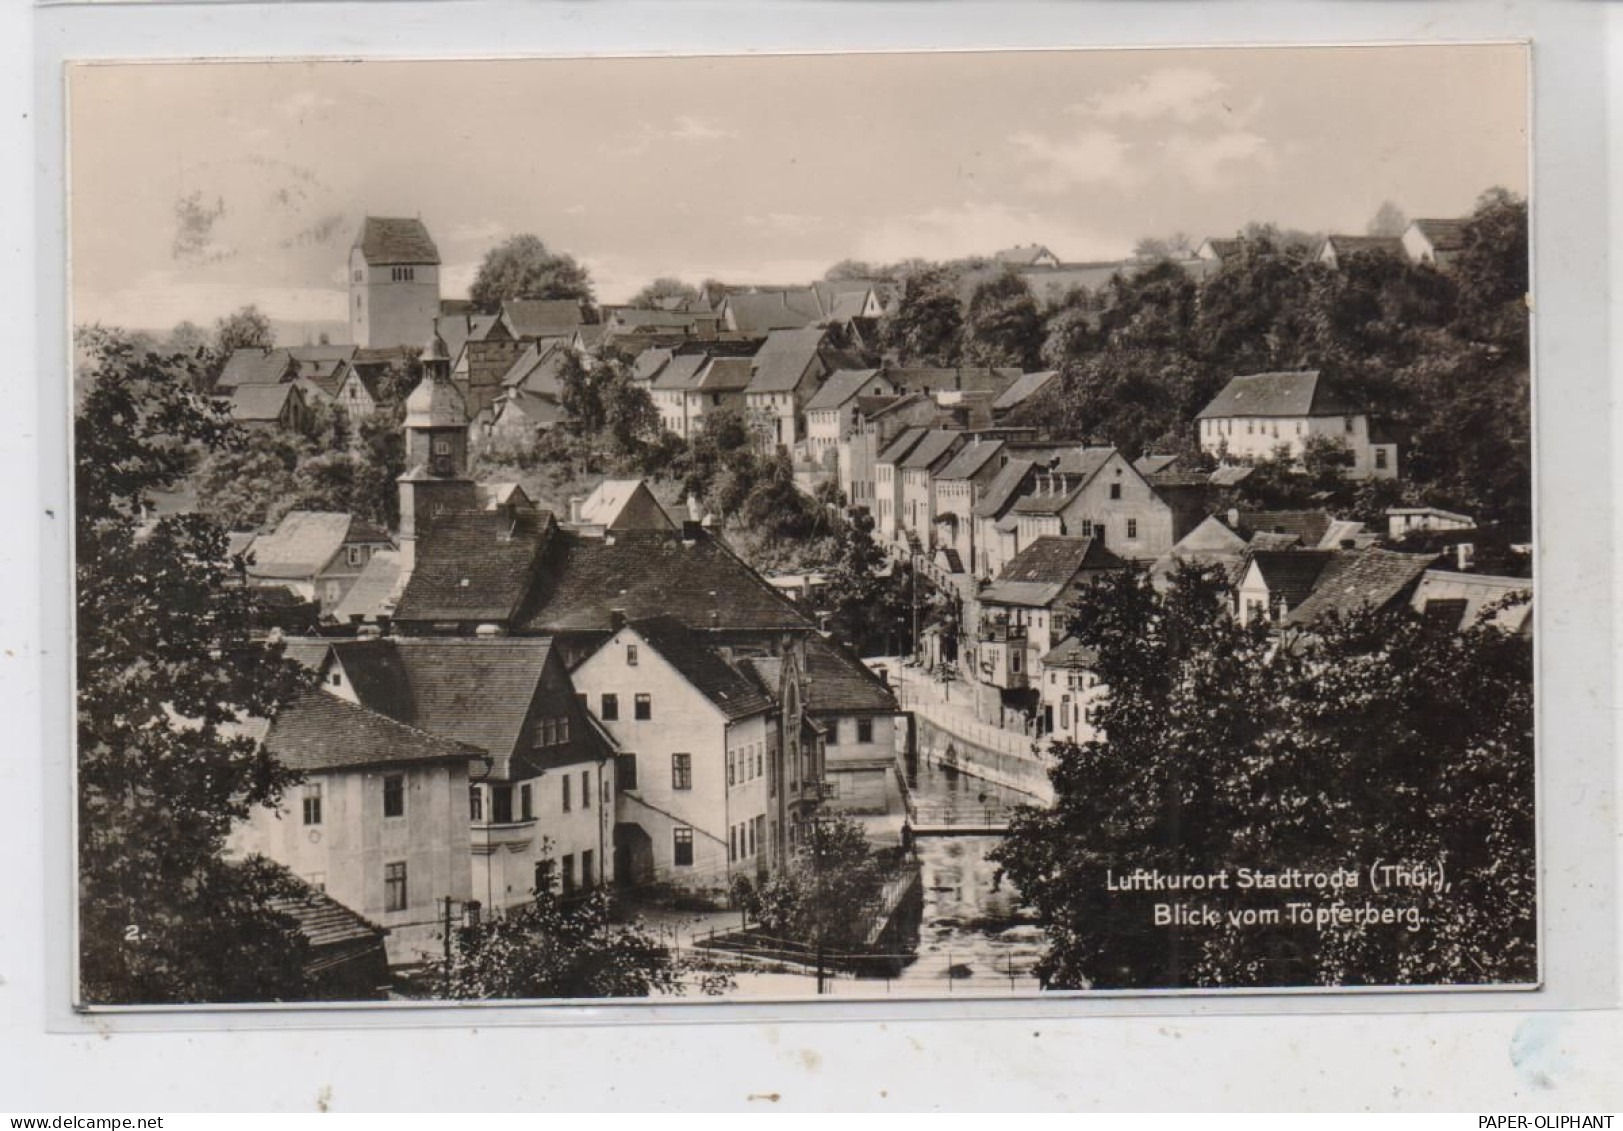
left=1227, top=507, right=1240, bottom=529
left=609, top=608, right=627, bottom=632
left=682, top=519, right=701, bottom=545
left=569, top=496, right=585, bottom=524
left=375, top=615, right=392, bottom=635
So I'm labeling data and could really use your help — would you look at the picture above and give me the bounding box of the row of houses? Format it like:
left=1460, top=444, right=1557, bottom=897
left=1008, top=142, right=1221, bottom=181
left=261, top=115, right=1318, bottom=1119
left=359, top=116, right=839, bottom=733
left=225, top=343, right=909, bottom=967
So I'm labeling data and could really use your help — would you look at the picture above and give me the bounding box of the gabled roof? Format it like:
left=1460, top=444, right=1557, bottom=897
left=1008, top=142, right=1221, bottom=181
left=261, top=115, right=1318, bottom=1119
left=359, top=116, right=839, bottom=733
left=1319, top=235, right=1406, bottom=259
left=1232, top=510, right=1335, bottom=548
left=1010, top=447, right=1120, bottom=514
left=696, top=356, right=754, bottom=392
left=493, top=388, right=566, bottom=430
left=1284, top=547, right=1439, bottom=627
left=247, top=512, right=384, bottom=580
left=500, top=299, right=587, bottom=338
left=229, top=382, right=301, bottom=423
left=500, top=339, right=572, bottom=395
left=1199, top=237, right=1246, bottom=260
left=439, top=314, right=502, bottom=364
left=577, top=479, right=676, bottom=531
left=287, top=344, right=357, bottom=383
left=331, top=637, right=605, bottom=778
left=876, top=426, right=930, bottom=466
left=1196, top=371, right=1362, bottom=420
left=884, top=367, right=1023, bottom=397
left=898, top=429, right=965, bottom=472
left=800, top=635, right=900, bottom=714
left=1409, top=218, right=1470, bottom=253
left=268, top=878, right=388, bottom=952
left=516, top=528, right=814, bottom=635
left=1409, top=570, right=1532, bottom=634
left=263, top=688, right=484, bottom=773
left=1134, top=453, right=1180, bottom=477
left=1244, top=550, right=1336, bottom=611
left=805, top=368, right=886, bottom=412
left=722, top=290, right=823, bottom=332
left=973, top=458, right=1036, bottom=518
left=990, top=370, right=1059, bottom=412
left=353, top=217, right=440, bottom=266
left=627, top=615, right=774, bottom=720
left=392, top=507, right=554, bottom=624
left=331, top=549, right=404, bottom=624
left=937, top=439, right=1005, bottom=482
left=746, top=327, right=829, bottom=394
left=651, top=353, right=710, bottom=391
left=630, top=347, right=675, bottom=383
left=993, top=244, right=1057, bottom=266
left=1041, top=635, right=1099, bottom=670
left=981, top=536, right=1126, bottom=607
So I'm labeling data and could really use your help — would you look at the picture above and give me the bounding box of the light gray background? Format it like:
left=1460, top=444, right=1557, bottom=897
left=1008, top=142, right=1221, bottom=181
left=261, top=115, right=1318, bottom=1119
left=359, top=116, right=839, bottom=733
left=4, top=0, right=1619, bottom=1111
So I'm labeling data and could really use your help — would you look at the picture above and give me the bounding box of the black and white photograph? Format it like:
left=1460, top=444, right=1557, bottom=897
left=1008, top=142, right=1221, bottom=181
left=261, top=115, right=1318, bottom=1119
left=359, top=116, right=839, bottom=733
left=68, top=44, right=1535, bottom=1008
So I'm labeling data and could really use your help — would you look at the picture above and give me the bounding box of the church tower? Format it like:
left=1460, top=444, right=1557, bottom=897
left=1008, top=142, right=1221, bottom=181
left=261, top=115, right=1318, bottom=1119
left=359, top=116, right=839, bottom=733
left=350, top=216, right=442, bottom=349
left=397, top=324, right=477, bottom=574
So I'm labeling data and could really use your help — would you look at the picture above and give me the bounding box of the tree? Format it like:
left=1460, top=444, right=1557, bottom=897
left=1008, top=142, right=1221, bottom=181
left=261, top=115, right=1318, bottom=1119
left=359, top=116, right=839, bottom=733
left=428, top=882, right=730, bottom=999
left=213, top=305, right=275, bottom=355
left=627, top=277, right=699, bottom=310
left=193, top=429, right=303, bottom=531
left=469, top=234, right=594, bottom=310
left=1365, top=200, right=1408, bottom=238
left=746, top=816, right=890, bottom=953
left=879, top=265, right=963, bottom=365
left=961, top=269, right=1044, bottom=368
left=75, top=332, right=316, bottom=1004
left=1451, top=189, right=1529, bottom=350
left=821, top=508, right=912, bottom=655
left=993, top=565, right=1534, bottom=990
left=1133, top=232, right=1193, bottom=260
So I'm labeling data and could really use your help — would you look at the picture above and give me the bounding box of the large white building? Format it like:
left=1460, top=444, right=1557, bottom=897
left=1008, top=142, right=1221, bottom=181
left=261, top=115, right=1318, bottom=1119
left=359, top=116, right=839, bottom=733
left=1196, top=370, right=1398, bottom=480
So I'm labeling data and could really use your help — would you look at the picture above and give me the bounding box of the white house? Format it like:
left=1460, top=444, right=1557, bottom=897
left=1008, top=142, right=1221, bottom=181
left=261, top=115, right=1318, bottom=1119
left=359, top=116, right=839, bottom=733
left=1402, top=218, right=1471, bottom=267
left=1386, top=506, right=1475, bottom=538
left=1036, top=636, right=1106, bottom=745
left=1196, top=370, right=1398, bottom=480
left=572, top=616, right=781, bottom=896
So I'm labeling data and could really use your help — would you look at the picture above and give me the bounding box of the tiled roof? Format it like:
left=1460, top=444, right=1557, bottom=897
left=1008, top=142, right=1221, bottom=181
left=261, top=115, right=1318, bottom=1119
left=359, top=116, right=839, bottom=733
left=1209, top=465, right=1254, bottom=487
left=1197, top=371, right=1361, bottom=420
left=331, top=637, right=604, bottom=778
left=1245, top=549, right=1336, bottom=611
left=280, top=637, right=335, bottom=672
left=801, top=635, right=899, bottom=714
left=876, top=426, right=929, bottom=466
left=1410, top=218, right=1470, bottom=253
left=353, top=217, right=440, bottom=266
left=993, top=244, right=1056, bottom=266
left=392, top=507, right=554, bottom=624
left=439, top=314, right=502, bottom=364
left=268, top=878, right=387, bottom=950
left=697, top=356, right=754, bottom=392
left=1284, top=547, right=1439, bottom=627
left=493, top=389, right=566, bottom=431
left=972, top=458, right=1036, bottom=518
left=651, top=353, right=710, bottom=391
left=981, top=536, right=1126, bottom=607
left=517, top=528, right=814, bottom=635
left=990, top=370, right=1059, bottom=411
left=898, top=430, right=964, bottom=471
left=247, top=512, right=360, bottom=580
left=1409, top=570, right=1532, bottom=634
left=937, top=439, right=1005, bottom=481
left=330, top=549, right=403, bottom=624
left=228, top=382, right=300, bottom=423
left=884, top=367, right=1022, bottom=397
left=1041, top=635, right=1099, bottom=670
left=263, top=688, right=485, bottom=773
left=746, top=327, right=828, bottom=394
left=500, top=340, right=572, bottom=395
left=723, top=290, right=823, bottom=332
left=606, top=307, right=721, bottom=332
left=1134, top=454, right=1179, bottom=476
left=577, top=479, right=676, bottom=531
left=500, top=299, right=587, bottom=338
left=630, top=347, right=675, bottom=383
left=805, top=368, right=885, bottom=412
left=1320, top=235, right=1406, bottom=259
left=629, top=615, right=775, bottom=720
left=1233, top=510, right=1335, bottom=548
left=1010, top=448, right=1119, bottom=513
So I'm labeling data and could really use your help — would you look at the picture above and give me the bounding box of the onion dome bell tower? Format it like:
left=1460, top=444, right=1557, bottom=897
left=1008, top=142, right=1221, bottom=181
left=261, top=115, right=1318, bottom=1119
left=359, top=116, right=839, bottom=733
left=397, top=322, right=476, bottom=573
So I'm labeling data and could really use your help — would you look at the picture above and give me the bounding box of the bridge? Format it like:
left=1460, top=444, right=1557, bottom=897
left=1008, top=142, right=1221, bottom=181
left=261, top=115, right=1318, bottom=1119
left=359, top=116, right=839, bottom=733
left=903, top=801, right=1012, bottom=837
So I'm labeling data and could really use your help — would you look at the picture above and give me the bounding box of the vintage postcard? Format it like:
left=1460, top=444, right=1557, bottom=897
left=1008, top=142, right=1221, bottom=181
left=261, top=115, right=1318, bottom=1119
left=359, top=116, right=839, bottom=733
left=67, top=45, right=1533, bottom=1007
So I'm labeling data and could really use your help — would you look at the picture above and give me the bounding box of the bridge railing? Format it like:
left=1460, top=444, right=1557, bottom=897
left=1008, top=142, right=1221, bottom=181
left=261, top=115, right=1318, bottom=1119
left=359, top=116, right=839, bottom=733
left=905, top=804, right=1012, bottom=828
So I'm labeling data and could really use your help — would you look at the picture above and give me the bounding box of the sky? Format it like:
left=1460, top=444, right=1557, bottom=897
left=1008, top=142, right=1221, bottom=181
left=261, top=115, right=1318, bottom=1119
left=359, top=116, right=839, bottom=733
left=68, top=45, right=1528, bottom=339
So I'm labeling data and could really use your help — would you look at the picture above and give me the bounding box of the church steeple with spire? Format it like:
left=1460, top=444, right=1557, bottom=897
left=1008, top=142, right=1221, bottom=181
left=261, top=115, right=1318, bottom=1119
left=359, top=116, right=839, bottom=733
left=397, top=321, right=477, bottom=574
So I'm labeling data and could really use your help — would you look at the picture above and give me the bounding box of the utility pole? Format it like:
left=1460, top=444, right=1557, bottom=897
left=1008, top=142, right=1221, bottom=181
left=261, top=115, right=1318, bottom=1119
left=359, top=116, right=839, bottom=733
left=441, top=895, right=454, bottom=965
left=813, top=815, right=826, bottom=995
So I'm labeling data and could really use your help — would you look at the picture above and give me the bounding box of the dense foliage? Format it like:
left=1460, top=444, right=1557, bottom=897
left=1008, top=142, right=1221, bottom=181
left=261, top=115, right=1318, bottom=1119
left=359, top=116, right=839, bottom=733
left=75, top=332, right=317, bottom=1004
left=992, top=565, right=1535, bottom=990
left=746, top=817, right=892, bottom=953
left=469, top=234, right=594, bottom=310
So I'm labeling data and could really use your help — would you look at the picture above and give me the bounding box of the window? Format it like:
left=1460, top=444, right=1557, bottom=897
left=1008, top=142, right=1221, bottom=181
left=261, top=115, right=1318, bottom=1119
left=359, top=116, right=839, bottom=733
left=1345, top=416, right=1355, bottom=433
left=755, top=744, right=763, bottom=777
left=626, top=644, right=638, bottom=666
left=1060, top=695, right=1072, bottom=729
left=353, top=269, right=362, bottom=283
left=635, top=693, right=651, bottom=720
left=348, top=546, right=363, bottom=567
left=1374, top=448, right=1389, bottom=470
left=728, top=751, right=736, bottom=787
left=1011, top=650, right=1022, bottom=674
left=520, top=783, right=533, bottom=821
left=581, top=770, right=590, bottom=808
left=384, top=862, right=407, bottom=912
left=469, top=784, right=483, bottom=822
left=1109, top=482, right=1122, bottom=500
left=433, top=438, right=451, bottom=456
left=748, top=821, right=757, bottom=857
left=561, top=854, right=576, bottom=895
left=673, top=828, right=694, bottom=866
left=1127, top=518, right=1138, bottom=539
left=1079, top=520, right=1094, bottom=538
left=616, top=753, right=638, bottom=791
left=729, top=826, right=737, bottom=863
left=561, top=775, right=572, bottom=812
left=492, top=785, right=513, bottom=824
left=383, top=774, right=404, bottom=818
left=672, top=753, right=692, bottom=791
left=582, top=849, right=595, bottom=891
left=857, top=717, right=874, bottom=744
left=600, top=693, right=619, bottom=721
left=301, top=784, right=322, bottom=826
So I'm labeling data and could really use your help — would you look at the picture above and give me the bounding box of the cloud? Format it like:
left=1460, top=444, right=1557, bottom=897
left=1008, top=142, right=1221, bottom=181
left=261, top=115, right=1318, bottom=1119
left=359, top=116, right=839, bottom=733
left=1073, top=67, right=1233, bottom=125
left=1011, top=126, right=1140, bottom=191
left=1161, top=129, right=1274, bottom=190
left=670, top=114, right=736, bottom=142
left=741, top=211, right=822, bottom=236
